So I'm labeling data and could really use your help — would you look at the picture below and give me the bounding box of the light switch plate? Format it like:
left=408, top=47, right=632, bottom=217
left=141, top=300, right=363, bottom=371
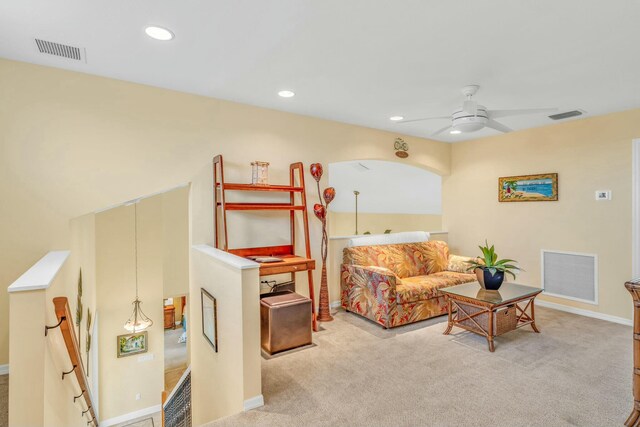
left=137, top=353, right=154, bottom=362
left=595, top=190, right=611, bottom=200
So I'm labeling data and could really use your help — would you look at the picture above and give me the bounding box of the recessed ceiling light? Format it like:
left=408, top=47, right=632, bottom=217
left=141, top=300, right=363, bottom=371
left=389, top=116, right=404, bottom=121
left=278, top=90, right=295, bottom=98
left=145, top=26, right=174, bottom=41
left=450, top=129, right=462, bottom=135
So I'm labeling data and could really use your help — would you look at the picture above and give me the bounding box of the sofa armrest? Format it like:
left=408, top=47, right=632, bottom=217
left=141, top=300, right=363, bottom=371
left=340, top=264, right=399, bottom=328
left=447, top=254, right=477, bottom=274
left=342, top=264, right=398, bottom=287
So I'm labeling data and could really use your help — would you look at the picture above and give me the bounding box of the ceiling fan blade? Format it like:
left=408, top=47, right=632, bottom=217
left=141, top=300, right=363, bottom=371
left=488, top=108, right=558, bottom=119
left=486, top=120, right=513, bottom=133
left=396, top=116, right=450, bottom=124
left=431, top=125, right=453, bottom=136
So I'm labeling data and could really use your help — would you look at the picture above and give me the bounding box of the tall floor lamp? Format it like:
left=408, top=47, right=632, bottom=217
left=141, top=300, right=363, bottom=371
left=353, top=190, right=360, bottom=235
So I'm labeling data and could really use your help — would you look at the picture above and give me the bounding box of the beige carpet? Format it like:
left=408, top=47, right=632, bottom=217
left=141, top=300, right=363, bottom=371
left=0, top=375, right=6, bottom=427
left=206, top=307, right=632, bottom=427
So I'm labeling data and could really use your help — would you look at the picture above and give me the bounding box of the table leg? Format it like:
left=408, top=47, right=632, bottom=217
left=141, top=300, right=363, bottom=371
left=487, top=309, right=495, bottom=352
left=626, top=407, right=640, bottom=427
left=530, top=298, right=540, bottom=333
left=443, top=297, right=453, bottom=335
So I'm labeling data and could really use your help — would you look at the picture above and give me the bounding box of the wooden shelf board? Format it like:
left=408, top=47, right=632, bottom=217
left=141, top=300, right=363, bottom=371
left=256, top=255, right=316, bottom=276
left=229, top=245, right=294, bottom=257
left=228, top=248, right=315, bottom=275
left=217, top=183, right=304, bottom=192
left=220, top=202, right=305, bottom=211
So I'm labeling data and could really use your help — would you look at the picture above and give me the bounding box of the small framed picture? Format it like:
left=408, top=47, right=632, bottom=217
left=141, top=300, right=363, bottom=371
left=499, top=173, right=558, bottom=202
left=201, top=288, right=218, bottom=352
left=117, top=331, right=148, bottom=358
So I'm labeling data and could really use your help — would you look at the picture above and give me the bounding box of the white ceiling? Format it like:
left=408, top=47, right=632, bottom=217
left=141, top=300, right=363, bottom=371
left=1, top=1, right=639, bottom=142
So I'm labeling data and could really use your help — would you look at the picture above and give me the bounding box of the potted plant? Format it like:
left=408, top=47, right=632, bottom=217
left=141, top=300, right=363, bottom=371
left=466, top=241, right=521, bottom=290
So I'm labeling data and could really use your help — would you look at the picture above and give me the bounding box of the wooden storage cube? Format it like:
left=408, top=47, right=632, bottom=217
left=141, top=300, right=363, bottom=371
left=457, top=302, right=517, bottom=336
left=260, top=291, right=312, bottom=354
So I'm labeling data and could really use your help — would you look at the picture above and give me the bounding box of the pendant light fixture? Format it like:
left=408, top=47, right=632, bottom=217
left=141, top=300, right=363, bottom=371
left=124, top=202, right=153, bottom=333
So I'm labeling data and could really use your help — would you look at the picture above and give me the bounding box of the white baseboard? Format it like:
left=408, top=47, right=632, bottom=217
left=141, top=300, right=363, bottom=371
left=100, top=404, right=162, bottom=427
left=330, top=300, right=341, bottom=309
left=537, top=300, right=632, bottom=326
left=243, top=395, right=264, bottom=411
left=0, top=364, right=8, bottom=375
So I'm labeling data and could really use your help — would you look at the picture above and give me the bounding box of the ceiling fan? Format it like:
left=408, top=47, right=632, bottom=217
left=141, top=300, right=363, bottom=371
left=397, top=85, right=557, bottom=136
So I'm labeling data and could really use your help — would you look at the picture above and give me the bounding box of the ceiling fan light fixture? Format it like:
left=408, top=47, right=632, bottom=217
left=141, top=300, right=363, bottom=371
left=144, top=26, right=174, bottom=41
left=396, top=86, right=556, bottom=136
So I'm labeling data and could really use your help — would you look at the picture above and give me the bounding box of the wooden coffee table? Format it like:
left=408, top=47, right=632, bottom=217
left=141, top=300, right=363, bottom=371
left=439, top=282, right=542, bottom=352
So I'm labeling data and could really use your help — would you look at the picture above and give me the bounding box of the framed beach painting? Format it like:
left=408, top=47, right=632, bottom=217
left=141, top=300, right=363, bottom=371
left=499, top=173, right=558, bottom=202
left=201, top=288, right=218, bottom=352
left=117, top=331, right=148, bottom=358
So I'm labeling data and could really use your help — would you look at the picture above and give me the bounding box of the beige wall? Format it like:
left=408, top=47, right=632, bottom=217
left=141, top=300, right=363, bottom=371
left=170, top=296, right=184, bottom=323
left=189, top=247, right=260, bottom=425
left=95, top=199, right=165, bottom=421
left=9, top=253, right=90, bottom=427
left=64, top=186, right=188, bottom=423
left=443, top=109, right=640, bottom=320
left=68, top=213, right=97, bottom=379
left=162, top=186, right=190, bottom=298
left=0, top=58, right=449, bottom=365
left=329, top=212, right=442, bottom=236
left=9, top=289, right=47, bottom=427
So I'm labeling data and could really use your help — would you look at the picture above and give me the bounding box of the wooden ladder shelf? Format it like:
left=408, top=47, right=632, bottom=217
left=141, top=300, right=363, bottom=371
left=212, top=155, right=318, bottom=331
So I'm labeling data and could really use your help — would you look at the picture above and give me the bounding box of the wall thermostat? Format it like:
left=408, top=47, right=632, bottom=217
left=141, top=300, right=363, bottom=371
left=595, top=190, right=611, bottom=200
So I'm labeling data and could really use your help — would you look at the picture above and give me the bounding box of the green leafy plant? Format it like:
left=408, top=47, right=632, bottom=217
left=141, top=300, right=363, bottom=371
left=86, top=308, right=92, bottom=377
left=466, top=240, right=521, bottom=279
left=76, top=270, right=83, bottom=353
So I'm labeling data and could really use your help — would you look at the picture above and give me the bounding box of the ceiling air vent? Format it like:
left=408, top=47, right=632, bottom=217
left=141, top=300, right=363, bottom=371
left=548, top=110, right=584, bottom=121
left=35, top=39, right=85, bottom=61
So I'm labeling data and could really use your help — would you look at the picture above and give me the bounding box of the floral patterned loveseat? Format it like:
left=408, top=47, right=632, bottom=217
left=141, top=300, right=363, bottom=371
left=340, top=240, right=476, bottom=328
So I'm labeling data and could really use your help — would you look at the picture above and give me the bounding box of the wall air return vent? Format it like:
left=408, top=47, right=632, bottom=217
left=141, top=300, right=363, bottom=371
left=541, top=250, right=597, bottom=304
left=35, top=39, right=85, bottom=62
left=548, top=110, right=585, bottom=120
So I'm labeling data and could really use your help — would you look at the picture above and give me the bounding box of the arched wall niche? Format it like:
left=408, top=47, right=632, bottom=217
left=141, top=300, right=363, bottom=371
left=328, top=159, right=443, bottom=236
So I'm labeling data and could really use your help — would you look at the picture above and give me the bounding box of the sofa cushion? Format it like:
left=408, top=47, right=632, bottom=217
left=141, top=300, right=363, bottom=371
left=343, top=240, right=450, bottom=278
left=447, top=255, right=476, bottom=274
left=396, top=271, right=477, bottom=304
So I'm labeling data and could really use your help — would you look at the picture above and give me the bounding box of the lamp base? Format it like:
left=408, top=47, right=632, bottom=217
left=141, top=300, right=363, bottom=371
left=317, top=262, right=334, bottom=322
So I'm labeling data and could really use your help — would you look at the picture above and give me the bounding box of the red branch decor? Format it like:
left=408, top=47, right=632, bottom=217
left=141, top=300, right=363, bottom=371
left=310, top=163, right=334, bottom=322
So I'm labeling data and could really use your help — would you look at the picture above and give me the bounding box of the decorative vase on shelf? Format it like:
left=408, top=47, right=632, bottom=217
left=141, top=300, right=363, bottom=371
left=310, top=163, right=334, bottom=323
left=251, top=161, right=269, bottom=185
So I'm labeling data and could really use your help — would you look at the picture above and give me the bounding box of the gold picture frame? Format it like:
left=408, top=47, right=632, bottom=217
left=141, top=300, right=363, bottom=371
left=117, top=331, right=148, bottom=358
left=498, top=173, right=558, bottom=202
